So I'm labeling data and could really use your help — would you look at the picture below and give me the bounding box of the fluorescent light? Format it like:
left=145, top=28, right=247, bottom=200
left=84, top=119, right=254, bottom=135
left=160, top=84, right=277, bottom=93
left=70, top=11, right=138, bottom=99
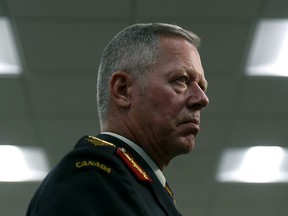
left=0, top=17, right=21, bottom=75
left=0, top=145, right=49, bottom=182
left=217, top=146, right=288, bottom=183
left=246, top=19, right=288, bottom=77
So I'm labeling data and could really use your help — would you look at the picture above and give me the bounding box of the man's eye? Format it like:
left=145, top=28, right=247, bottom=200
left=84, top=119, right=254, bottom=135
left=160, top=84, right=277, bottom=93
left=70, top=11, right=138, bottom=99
left=177, top=77, right=189, bottom=84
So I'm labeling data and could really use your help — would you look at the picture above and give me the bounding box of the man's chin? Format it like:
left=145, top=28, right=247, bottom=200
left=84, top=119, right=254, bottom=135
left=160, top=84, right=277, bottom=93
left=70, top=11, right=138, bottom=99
left=179, top=135, right=196, bottom=153
left=165, top=134, right=196, bottom=159
left=172, top=136, right=195, bottom=155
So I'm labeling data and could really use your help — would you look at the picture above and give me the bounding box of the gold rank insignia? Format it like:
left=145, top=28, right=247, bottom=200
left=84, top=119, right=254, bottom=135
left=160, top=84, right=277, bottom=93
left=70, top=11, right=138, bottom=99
left=116, top=148, right=152, bottom=183
left=85, top=136, right=116, bottom=148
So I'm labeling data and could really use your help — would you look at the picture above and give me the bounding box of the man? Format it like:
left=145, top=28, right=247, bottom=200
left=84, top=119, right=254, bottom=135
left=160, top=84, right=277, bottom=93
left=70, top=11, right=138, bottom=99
left=26, top=23, right=209, bottom=216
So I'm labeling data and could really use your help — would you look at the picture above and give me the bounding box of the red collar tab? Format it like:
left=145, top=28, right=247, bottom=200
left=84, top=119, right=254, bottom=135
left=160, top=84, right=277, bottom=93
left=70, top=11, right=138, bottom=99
left=116, top=148, right=152, bottom=183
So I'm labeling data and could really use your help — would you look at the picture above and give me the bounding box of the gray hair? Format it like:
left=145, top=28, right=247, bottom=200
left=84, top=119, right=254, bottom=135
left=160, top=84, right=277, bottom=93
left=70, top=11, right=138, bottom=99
left=97, top=23, right=201, bottom=123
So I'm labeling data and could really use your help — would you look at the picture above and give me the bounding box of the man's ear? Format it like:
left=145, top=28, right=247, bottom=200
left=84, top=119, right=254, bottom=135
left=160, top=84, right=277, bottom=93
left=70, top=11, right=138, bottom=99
left=109, top=71, right=133, bottom=108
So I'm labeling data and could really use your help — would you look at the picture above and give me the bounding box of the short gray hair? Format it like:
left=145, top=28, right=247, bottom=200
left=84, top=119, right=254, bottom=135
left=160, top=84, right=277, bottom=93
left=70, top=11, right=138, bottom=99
left=97, top=23, right=201, bottom=123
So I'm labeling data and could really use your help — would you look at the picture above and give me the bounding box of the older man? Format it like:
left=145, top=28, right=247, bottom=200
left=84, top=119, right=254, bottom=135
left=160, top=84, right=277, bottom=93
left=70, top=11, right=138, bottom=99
left=27, top=23, right=209, bottom=216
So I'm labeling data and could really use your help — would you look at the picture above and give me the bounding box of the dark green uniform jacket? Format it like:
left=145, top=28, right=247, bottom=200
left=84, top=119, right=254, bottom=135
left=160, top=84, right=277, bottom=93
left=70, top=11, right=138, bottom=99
left=26, top=134, right=182, bottom=216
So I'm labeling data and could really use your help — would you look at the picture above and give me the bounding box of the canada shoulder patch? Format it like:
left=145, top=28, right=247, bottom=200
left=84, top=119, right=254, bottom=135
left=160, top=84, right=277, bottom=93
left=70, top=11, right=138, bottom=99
left=74, top=160, right=112, bottom=174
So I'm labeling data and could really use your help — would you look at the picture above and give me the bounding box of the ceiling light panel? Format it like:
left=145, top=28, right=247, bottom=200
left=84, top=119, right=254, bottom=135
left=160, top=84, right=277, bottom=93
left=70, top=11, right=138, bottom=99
left=0, top=17, right=22, bottom=75
left=217, top=146, right=288, bottom=183
left=246, top=19, right=288, bottom=77
left=0, top=145, right=49, bottom=182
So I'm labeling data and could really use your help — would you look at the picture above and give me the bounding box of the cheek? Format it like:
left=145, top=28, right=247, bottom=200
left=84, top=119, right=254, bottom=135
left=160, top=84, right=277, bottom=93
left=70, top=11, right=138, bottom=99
left=146, top=93, right=184, bottom=122
left=141, top=82, right=187, bottom=119
left=146, top=91, right=170, bottom=111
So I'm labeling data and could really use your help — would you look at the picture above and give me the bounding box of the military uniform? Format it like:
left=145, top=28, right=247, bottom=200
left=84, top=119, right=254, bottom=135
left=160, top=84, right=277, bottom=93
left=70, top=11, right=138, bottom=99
left=26, top=134, right=182, bottom=216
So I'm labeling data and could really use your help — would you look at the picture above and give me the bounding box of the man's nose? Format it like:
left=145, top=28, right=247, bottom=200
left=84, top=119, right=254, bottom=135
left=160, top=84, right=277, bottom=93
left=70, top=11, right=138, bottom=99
left=187, top=83, right=209, bottom=111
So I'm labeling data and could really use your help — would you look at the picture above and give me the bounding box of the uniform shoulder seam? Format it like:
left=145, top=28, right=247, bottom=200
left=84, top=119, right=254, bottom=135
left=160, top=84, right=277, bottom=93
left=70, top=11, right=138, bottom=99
left=85, top=136, right=116, bottom=148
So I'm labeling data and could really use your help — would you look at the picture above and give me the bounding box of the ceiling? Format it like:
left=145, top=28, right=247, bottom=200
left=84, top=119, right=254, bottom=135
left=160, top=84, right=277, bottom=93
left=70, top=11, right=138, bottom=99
left=1, top=0, right=288, bottom=215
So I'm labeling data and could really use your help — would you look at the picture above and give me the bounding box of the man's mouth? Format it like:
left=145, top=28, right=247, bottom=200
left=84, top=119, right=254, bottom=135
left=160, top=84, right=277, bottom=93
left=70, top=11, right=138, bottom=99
left=178, top=118, right=200, bottom=136
left=179, top=117, right=200, bottom=126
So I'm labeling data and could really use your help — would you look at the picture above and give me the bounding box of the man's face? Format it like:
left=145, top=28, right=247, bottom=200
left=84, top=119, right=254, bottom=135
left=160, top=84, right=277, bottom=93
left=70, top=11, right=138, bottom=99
left=130, top=37, right=209, bottom=163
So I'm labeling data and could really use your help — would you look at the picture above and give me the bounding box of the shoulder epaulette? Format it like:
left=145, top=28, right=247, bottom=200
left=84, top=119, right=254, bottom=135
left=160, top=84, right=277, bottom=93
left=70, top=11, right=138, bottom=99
left=116, top=148, right=152, bottom=183
left=85, top=136, right=116, bottom=148
left=74, top=136, right=115, bottom=174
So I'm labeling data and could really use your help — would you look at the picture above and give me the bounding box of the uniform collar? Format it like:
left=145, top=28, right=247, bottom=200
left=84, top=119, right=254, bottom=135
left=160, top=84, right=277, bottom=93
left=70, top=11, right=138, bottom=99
left=102, top=132, right=166, bottom=187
